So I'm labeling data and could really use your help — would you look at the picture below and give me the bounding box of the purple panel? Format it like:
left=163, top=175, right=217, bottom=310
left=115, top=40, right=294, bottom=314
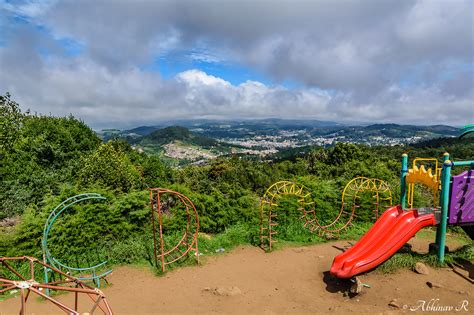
left=448, top=170, right=474, bottom=224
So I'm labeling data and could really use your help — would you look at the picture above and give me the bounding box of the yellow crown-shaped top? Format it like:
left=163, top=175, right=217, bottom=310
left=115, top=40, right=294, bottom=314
left=406, top=165, right=439, bottom=190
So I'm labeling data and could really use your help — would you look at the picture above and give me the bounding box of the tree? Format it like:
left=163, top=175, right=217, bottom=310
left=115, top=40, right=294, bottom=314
left=0, top=92, right=24, bottom=155
left=78, top=142, right=141, bottom=192
left=328, top=142, right=362, bottom=165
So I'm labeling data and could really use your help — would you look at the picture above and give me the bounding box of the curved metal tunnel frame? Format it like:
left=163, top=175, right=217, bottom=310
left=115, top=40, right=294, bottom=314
left=259, top=181, right=315, bottom=251
left=0, top=256, right=113, bottom=315
left=330, top=177, right=393, bottom=233
left=260, top=178, right=393, bottom=251
left=150, top=188, right=200, bottom=272
left=42, top=193, right=113, bottom=293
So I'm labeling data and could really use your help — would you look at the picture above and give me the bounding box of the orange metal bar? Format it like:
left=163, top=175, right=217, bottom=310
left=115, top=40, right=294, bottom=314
left=149, top=188, right=200, bottom=272
left=0, top=256, right=112, bottom=314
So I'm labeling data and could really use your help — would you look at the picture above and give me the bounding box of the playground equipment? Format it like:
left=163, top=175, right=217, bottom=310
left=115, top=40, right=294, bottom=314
left=260, top=181, right=315, bottom=251
left=330, top=153, right=473, bottom=279
left=150, top=188, right=200, bottom=272
left=0, top=256, right=113, bottom=314
left=42, top=193, right=112, bottom=292
left=338, top=177, right=392, bottom=228
left=459, top=124, right=474, bottom=139
left=260, top=178, right=392, bottom=251
left=406, top=157, right=442, bottom=209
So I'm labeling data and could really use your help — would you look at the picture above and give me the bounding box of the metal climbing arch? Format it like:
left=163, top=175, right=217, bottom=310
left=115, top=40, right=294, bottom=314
left=42, top=193, right=113, bottom=291
left=259, top=181, right=317, bottom=251
left=324, top=177, right=393, bottom=233
left=260, top=178, right=393, bottom=250
left=150, top=188, right=200, bottom=272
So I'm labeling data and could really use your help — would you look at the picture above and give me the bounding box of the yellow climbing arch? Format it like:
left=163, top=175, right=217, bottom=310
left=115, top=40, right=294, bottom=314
left=259, top=181, right=316, bottom=251
left=259, top=178, right=393, bottom=251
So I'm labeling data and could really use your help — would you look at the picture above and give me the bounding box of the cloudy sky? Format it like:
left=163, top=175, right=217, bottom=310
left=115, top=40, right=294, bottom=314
left=1, top=0, right=473, bottom=128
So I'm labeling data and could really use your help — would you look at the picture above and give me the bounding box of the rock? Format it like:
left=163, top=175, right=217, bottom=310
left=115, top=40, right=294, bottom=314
left=426, top=281, right=443, bottom=288
left=350, top=277, right=363, bottom=295
left=0, top=217, right=19, bottom=227
left=388, top=299, right=400, bottom=308
left=212, top=286, right=242, bottom=296
left=414, top=262, right=429, bottom=275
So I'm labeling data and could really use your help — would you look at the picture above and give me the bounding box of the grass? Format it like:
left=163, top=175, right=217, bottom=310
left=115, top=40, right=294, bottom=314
left=378, top=243, right=473, bottom=274
left=378, top=228, right=473, bottom=274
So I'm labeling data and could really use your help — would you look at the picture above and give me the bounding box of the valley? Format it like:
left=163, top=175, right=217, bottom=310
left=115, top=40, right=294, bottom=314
left=96, top=120, right=459, bottom=165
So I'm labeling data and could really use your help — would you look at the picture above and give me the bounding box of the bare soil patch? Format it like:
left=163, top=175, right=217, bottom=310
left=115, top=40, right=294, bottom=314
left=1, top=234, right=472, bottom=314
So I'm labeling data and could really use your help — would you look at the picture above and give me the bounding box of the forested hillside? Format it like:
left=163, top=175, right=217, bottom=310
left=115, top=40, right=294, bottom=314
left=1, top=93, right=473, bottom=268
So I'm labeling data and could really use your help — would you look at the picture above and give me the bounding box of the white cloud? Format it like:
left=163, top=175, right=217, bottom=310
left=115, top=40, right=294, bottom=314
left=0, top=0, right=472, bottom=127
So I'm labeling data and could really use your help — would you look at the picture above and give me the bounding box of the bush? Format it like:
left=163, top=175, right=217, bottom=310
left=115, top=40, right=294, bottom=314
left=78, top=142, right=141, bottom=192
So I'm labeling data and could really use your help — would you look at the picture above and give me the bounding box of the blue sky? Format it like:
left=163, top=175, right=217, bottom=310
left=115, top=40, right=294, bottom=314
left=148, top=52, right=273, bottom=86
left=0, top=0, right=472, bottom=128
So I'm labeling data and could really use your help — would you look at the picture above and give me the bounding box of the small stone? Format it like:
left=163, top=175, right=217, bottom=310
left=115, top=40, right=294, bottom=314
left=426, top=281, right=443, bottom=288
left=414, top=262, right=429, bottom=275
left=388, top=299, right=400, bottom=308
left=202, top=287, right=211, bottom=292
left=350, top=277, right=363, bottom=295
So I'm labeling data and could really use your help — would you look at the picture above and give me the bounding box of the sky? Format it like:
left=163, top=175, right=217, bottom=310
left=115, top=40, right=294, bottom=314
left=0, top=0, right=473, bottom=129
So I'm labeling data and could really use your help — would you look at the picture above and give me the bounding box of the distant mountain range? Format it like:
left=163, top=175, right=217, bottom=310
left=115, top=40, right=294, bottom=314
left=95, top=120, right=461, bottom=164
left=120, top=118, right=342, bottom=137
left=308, top=124, right=459, bottom=138
left=100, top=121, right=457, bottom=139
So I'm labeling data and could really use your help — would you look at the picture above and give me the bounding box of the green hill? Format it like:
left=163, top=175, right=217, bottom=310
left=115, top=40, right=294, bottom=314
left=140, top=126, right=219, bottom=148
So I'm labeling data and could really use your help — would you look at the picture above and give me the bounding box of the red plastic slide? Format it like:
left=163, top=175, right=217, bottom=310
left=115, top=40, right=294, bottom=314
left=330, top=206, right=436, bottom=279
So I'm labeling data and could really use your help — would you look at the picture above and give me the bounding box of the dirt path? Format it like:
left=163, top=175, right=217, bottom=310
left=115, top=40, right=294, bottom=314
left=1, top=235, right=472, bottom=314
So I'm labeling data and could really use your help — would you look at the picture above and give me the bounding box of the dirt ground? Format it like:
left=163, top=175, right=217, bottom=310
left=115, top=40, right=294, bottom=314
left=1, top=232, right=472, bottom=315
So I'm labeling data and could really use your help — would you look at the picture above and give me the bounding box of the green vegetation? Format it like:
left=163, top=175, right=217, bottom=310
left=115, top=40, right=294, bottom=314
left=142, top=126, right=218, bottom=147
left=1, top=93, right=473, bottom=276
left=379, top=243, right=473, bottom=274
